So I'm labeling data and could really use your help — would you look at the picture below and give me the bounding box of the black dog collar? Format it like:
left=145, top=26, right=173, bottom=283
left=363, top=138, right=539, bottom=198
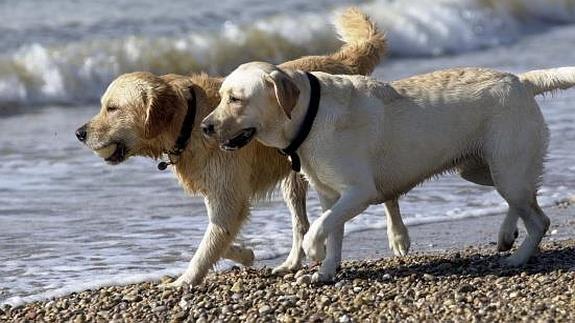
left=158, top=87, right=197, bottom=170
left=279, top=72, right=320, bottom=172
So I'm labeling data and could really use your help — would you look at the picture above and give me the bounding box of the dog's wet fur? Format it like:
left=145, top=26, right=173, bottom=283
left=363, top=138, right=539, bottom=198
left=77, top=8, right=391, bottom=286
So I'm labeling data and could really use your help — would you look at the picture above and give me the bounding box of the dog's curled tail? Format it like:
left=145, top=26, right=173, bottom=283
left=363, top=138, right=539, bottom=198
left=331, top=7, right=387, bottom=76
left=519, top=67, right=575, bottom=96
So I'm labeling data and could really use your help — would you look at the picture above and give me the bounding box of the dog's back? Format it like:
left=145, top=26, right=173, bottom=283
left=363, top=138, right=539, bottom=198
left=306, top=68, right=544, bottom=197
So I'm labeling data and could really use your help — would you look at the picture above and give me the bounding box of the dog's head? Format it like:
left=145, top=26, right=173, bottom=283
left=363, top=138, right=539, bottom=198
left=201, top=62, right=300, bottom=151
left=75, top=72, right=181, bottom=164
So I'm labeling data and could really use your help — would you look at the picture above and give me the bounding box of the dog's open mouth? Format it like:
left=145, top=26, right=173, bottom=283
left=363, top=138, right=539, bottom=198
left=221, top=128, right=256, bottom=151
left=94, top=143, right=127, bottom=164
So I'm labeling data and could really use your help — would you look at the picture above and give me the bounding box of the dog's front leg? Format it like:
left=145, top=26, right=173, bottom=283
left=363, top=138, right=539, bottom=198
left=312, top=224, right=344, bottom=283
left=303, top=187, right=373, bottom=269
left=273, top=172, right=310, bottom=275
left=385, top=199, right=410, bottom=256
left=311, top=193, right=342, bottom=283
left=169, top=195, right=249, bottom=287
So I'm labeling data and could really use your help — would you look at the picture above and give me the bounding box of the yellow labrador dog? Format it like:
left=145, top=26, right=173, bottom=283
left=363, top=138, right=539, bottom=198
left=202, top=62, right=575, bottom=282
left=75, top=8, right=399, bottom=287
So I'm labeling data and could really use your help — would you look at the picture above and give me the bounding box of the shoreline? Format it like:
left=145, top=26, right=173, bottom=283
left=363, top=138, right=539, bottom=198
left=339, top=197, right=575, bottom=263
left=2, top=203, right=574, bottom=321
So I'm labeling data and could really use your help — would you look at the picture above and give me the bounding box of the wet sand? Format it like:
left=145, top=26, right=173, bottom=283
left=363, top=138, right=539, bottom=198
left=2, top=202, right=574, bottom=322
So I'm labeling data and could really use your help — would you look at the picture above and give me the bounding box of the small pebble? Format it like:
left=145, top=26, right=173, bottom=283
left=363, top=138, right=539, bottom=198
left=258, top=305, right=272, bottom=315
left=230, top=281, right=242, bottom=293
left=294, top=270, right=306, bottom=279
left=296, top=275, right=312, bottom=285
left=153, top=306, right=166, bottom=312
left=423, top=274, right=435, bottom=281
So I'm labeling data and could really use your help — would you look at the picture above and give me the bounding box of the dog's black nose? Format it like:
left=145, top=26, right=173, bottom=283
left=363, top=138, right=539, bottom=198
left=201, top=123, right=215, bottom=137
left=75, top=125, right=87, bottom=142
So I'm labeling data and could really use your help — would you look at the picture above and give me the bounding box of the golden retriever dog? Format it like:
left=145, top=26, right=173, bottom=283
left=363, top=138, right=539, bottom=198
left=203, top=61, right=575, bottom=282
left=75, top=8, right=401, bottom=287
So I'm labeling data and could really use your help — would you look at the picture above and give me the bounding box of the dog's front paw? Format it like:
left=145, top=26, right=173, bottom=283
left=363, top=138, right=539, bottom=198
left=238, top=248, right=255, bottom=267
left=312, top=260, right=338, bottom=284
left=162, top=273, right=197, bottom=289
left=162, top=277, right=189, bottom=289
left=272, top=258, right=302, bottom=275
left=225, top=245, right=256, bottom=267
left=388, top=230, right=410, bottom=257
left=311, top=270, right=335, bottom=284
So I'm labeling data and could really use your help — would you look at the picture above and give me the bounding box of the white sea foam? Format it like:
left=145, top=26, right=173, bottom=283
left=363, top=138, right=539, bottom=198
left=2, top=268, right=184, bottom=308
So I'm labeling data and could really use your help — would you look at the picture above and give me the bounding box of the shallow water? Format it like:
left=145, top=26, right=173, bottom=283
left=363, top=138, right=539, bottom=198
left=1, top=0, right=575, bottom=307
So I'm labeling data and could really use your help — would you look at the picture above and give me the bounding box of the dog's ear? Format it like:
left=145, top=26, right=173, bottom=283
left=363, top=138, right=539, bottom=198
left=143, top=80, right=179, bottom=139
left=267, top=69, right=300, bottom=119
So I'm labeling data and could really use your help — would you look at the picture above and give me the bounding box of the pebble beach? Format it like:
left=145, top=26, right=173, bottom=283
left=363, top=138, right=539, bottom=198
left=3, top=237, right=574, bottom=322
left=2, top=1, right=575, bottom=321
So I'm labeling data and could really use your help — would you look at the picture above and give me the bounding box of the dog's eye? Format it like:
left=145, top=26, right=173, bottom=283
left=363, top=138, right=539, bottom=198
left=107, top=105, right=119, bottom=112
left=228, top=96, right=241, bottom=103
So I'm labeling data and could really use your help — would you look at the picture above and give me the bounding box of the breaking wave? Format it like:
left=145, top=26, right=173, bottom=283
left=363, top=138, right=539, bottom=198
left=0, top=0, right=574, bottom=108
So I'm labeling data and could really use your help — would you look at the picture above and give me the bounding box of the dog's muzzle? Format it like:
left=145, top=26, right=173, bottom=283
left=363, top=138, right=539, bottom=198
left=220, top=128, right=256, bottom=151
left=94, top=142, right=127, bottom=165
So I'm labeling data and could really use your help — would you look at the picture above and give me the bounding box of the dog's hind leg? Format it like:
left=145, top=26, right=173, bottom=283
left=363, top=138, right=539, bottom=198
left=458, top=159, right=519, bottom=251
left=168, top=195, right=249, bottom=287
left=385, top=198, right=410, bottom=256
left=497, top=192, right=549, bottom=267
left=491, top=171, right=548, bottom=266
left=486, top=110, right=549, bottom=266
left=273, top=172, right=310, bottom=275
